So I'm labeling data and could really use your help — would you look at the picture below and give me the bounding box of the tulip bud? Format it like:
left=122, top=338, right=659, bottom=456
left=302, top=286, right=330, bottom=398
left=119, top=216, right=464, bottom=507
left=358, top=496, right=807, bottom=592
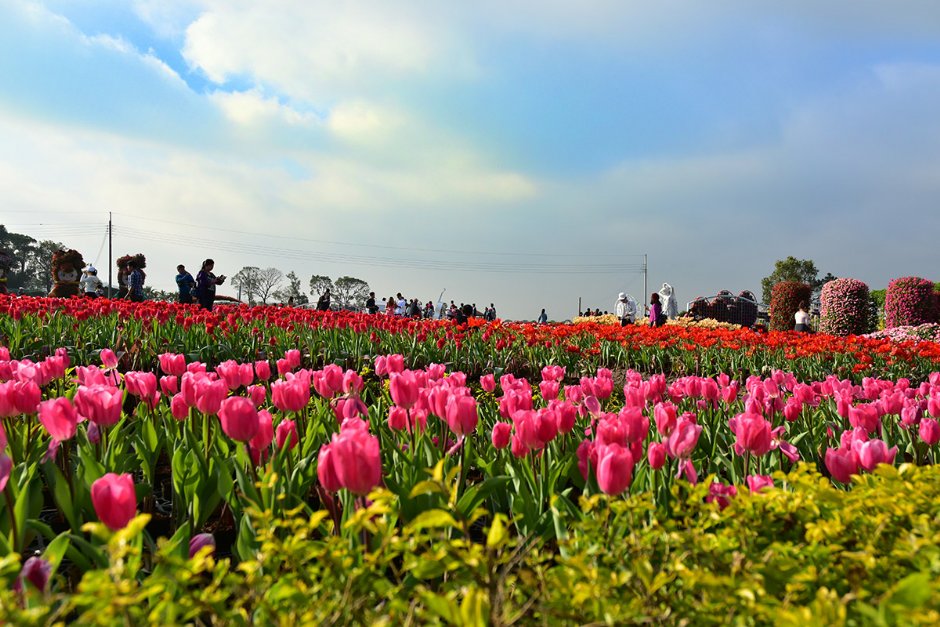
left=91, top=473, right=137, bottom=531
left=647, top=442, right=667, bottom=470
left=275, top=419, right=298, bottom=451
left=491, top=422, right=512, bottom=449
left=218, top=396, right=260, bottom=442
left=189, top=533, right=216, bottom=558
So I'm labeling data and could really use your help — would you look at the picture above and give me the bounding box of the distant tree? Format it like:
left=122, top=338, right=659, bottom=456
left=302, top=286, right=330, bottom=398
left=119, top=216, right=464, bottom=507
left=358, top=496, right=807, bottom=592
left=761, top=257, right=832, bottom=304
left=231, top=266, right=262, bottom=304
left=309, top=274, right=334, bottom=298
left=143, top=286, right=176, bottom=302
left=273, top=271, right=309, bottom=305
left=29, top=240, right=66, bottom=293
left=333, top=276, right=371, bottom=310
left=254, top=267, right=284, bottom=304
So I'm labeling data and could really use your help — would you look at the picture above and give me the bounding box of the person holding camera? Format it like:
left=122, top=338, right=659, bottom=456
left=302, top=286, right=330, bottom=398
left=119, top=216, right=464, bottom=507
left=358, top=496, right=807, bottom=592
left=195, top=258, right=226, bottom=311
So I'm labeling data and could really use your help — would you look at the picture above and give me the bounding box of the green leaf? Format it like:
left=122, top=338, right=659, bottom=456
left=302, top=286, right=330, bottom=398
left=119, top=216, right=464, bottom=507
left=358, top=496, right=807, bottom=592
left=884, top=572, right=932, bottom=609
left=486, top=514, right=507, bottom=549
left=42, top=532, right=71, bottom=575
left=408, top=480, right=446, bottom=499
left=406, top=509, right=458, bottom=532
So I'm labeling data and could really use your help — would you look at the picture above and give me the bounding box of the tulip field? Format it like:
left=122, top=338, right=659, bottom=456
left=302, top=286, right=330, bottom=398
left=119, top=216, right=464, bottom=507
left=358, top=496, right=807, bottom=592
left=2, top=295, right=940, bottom=624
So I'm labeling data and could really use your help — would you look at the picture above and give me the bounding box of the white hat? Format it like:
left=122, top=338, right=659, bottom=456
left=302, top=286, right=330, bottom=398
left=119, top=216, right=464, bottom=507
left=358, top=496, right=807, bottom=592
left=618, top=292, right=626, bottom=300
left=84, top=265, right=97, bottom=273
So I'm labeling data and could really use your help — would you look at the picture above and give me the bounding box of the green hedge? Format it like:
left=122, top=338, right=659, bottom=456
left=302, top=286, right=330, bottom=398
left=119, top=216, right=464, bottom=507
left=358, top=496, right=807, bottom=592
left=4, top=464, right=940, bottom=625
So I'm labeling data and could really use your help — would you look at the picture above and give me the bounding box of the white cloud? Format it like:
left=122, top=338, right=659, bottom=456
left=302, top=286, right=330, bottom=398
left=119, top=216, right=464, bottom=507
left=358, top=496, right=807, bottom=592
left=210, top=88, right=318, bottom=126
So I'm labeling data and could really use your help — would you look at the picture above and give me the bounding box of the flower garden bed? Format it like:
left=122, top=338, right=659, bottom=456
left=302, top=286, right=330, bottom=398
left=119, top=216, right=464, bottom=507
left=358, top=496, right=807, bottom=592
left=2, top=295, right=940, bottom=623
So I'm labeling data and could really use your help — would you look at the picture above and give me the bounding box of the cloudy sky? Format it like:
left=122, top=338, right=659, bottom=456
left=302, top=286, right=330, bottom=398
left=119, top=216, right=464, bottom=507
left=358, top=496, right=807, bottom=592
left=2, top=0, right=940, bottom=319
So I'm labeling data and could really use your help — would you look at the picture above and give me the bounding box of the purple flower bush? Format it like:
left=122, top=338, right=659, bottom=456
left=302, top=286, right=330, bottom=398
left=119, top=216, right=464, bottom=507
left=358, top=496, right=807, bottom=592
left=769, top=281, right=811, bottom=331
left=885, top=277, right=936, bottom=329
left=820, top=278, right=873, bottom=336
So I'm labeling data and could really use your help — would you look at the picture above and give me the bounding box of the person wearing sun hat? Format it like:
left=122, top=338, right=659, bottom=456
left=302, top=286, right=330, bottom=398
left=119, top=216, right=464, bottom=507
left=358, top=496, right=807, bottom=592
left=81, top=265, right=102, bottom=298
left=615, top=292, right=636, bottom=326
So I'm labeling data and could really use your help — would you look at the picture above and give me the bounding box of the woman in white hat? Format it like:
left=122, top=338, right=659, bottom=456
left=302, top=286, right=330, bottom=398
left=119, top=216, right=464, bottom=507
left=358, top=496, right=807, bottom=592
left=81, top=266, right=102, bottom=298
left=615, top=292, right=636, bottom=327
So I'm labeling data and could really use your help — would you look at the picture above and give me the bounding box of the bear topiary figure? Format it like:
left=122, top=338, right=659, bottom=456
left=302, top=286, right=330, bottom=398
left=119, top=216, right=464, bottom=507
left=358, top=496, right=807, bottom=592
left=49, top=249, right=86, bottom=298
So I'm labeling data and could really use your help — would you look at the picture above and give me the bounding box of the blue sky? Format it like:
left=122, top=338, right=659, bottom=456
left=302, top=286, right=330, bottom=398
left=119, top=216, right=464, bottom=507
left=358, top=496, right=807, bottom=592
left=2, top=0, right=940, bottom=318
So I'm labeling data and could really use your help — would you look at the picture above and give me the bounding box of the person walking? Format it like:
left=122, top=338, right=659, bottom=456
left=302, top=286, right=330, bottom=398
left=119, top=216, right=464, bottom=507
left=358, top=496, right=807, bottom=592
left=176, top=264, right=196, bottom=304
left=649, top=293, right=665, bottom=328
left=195, top=259, right=226, bottom=311
left=537, top=309, right=547, bottom=324
left=615, top=293, right=636, bottom=326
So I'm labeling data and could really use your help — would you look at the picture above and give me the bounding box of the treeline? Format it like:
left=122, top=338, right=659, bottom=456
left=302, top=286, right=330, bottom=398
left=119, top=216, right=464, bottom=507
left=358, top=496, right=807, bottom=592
left=229, top=267, right=371, bottom=310
left=0, top=225, right=65, bottom=293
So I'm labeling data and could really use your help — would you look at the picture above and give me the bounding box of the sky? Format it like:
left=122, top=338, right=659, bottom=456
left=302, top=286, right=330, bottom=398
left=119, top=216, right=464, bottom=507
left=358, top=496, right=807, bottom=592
left=2, top=0, right=940, bottom=320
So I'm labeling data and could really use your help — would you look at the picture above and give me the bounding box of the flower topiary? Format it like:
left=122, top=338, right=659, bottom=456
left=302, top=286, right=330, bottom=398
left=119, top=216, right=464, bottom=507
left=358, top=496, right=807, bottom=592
left=820, top=278, right=873, bottom=336
left=769, top=281, right=811, bottom=331
left=884, top=276, right=936, bottom=329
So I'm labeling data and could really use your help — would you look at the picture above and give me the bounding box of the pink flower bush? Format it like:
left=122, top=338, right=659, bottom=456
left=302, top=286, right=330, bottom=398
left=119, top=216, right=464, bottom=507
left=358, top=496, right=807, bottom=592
left=820, top=278, right=873, bottom=336
left=885, top=276, right=936, bottom=329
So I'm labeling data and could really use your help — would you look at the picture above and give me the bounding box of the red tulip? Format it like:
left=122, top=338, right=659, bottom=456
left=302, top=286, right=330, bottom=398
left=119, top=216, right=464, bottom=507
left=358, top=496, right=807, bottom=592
left=91, top=473, right=137, bottom=531
left=74, top=385, right=123, bottom=427
left=38, top=397, right=79, bottom=442
left=594, top=443, right=633, bottom=496
left=218, top=396, right=260, bottom=442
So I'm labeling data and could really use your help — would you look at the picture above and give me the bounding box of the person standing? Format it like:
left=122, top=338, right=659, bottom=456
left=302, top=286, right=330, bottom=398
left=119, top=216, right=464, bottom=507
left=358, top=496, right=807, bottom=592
left=649, top=293, right=665, bottom=328
left=396, top=293, right=407, bottom=316
left=196, top=259, right=226, bottom=311
left=316, top=288, right=331, bottom=311
left=385, top=296, right=396, bottom=315
left=127, top=260, right=146, bottom=302
left=81, top=266, right=102, bottom=298
left=615, top=293, right=636, bottom=326
left=537, top=309, right=547, bottom=324
left=366, top=291, right=378, bottom=314
left=176, top=264, right=196, bottom=304
left=794, top=302, right=812, bottom=332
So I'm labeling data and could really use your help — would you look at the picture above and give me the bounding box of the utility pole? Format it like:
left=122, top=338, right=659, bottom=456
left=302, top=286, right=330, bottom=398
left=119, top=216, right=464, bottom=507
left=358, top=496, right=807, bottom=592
left=107, top=212, right=112, bottom=298
left=643, top=254, right=648, bottom=315
left=578, top=296, right=582, bottom=317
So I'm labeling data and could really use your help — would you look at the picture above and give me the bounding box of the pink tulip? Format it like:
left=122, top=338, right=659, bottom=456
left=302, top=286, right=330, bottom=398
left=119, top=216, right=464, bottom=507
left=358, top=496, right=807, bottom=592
left=170, top=394, right=189, bottom=421
left=91, top=473, right=137, bottom=531
left=746, top=475, right=774, bottom=492
left=647, top=442, right=667, bottom=470
left=729, top=412, right=772, bottom=457
left=327, top=429, right=382, bottom=496
left=218, top=397, right=260, bottom=442
left=848, top=404, right=882, bottom=435
left=276, top=358, right=291, bottom=376
left=551, top=399, right=577, bottom=434
left=594, top=443, right=633, bottom=495
left=317, top=443, right=341, bottom=491
left=491, top=422, right=512, bottom=449
left=254, top=360, right=271, bottom=381
left=343, top=370, right=364, bottom=394
left=479, top=374, right=496, bottom=393
left=539, top=380, right=560, bottom=401
left=824, top=447, right=857, bottom=484
left=920, top=417, right=940, bottom=446
left=654, top=402, right=678, bottom=436
left=248, top=384, right=266, bottom=408
left=100, top=349, right=119, bottom=370
left=445, top=395, right=479, bottom=437
left=194, top=379, right=228, bottom=416
left=706, top=482, right=737, bottom=509
left=853, top=439, right=897, bottom=472
left=10, top=381, right=41, bottom=415
left=160, top=376, right=179, bottom=397
left=189, top=533, right=216, bottom=558
left=666, top=416, right=702, bottom=459
left=541, top=365, right=565, bottom=382
left=0, top=454, right=11, bottom=492
left=426, top=363, right=446, bottom=381
left=388, top=406, right=408, bottom=431
left=389, top=371, right=419, bottom=410
left=783, top=398, right=802, bottom=422
left=125, top=372, right=158, bottom=403
left=677, top=459, right=698, bottom=484
left=284, top=349, right=301, bottom=370
left=74, top=385, right=123, bottom=427
left=158, top=353, right=187, bottom=377
left=215, top=360, right=243, bottom=391
left=510, top=433, right=529, bottom=459
left=275, top=419, right=298, bottom=451
left=386, top=354, right=405, bottom=374
left=249, top=410, right=274, bottom=452
left=271, top=377, right=310, bottom=412
left=928, top=394, right=940, bottom=419
left=38, top=397, right=79, bottom=442
left=619, top=406, right=650, bottom=444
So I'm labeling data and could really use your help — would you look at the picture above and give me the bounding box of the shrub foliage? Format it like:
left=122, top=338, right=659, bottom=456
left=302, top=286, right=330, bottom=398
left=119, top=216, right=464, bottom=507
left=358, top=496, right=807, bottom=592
left=769, top=281, right=811, bottom=331
left=885, top=276, right=936, bottom=329
left=820, top=277, right=874, bottom=336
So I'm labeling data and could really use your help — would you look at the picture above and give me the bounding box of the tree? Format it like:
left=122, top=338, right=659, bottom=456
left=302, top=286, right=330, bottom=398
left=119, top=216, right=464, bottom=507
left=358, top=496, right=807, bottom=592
left=255, top=267, right=284, bottom=304
left=309, top=274, right=334, bottom=298
left=761, top=257, right=833, bottom=304
left=231, top=266, right=262, bottom=304
left=273, top=271, right=309, bottom=305
left=333, top=276, right=371, bottom=310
